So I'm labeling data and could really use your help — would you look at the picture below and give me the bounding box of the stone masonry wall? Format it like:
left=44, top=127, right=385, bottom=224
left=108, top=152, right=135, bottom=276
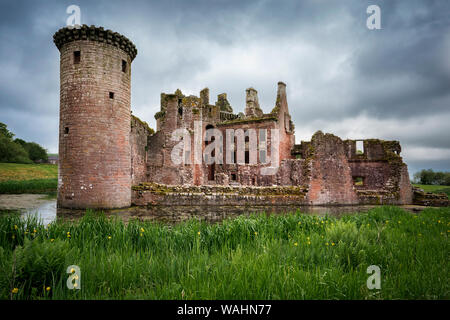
left=132, top=183, right=308, bottom=206
left=306, top=132, right=359, bottom=205
left=57, top=35, right=133, bottom=209
left=130, top=115, right=150, bottom=185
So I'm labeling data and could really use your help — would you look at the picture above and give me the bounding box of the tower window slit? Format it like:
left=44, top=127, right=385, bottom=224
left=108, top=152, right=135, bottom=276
left=74, top=51, right=80, bottom=64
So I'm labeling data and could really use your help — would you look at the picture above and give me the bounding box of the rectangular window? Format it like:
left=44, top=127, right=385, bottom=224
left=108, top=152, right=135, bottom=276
left=122, top=60, right=127, bottom=73
left=231, top=173, right=237, bottom=181
left=64, top=127, right=69, bottom=134
left=353, top=176, right=364, bottom=186
left=109, top=92, right=115, bottom=99
left=74, top=51, right=80, bottom=64
left=356, top=140, right=364, bottom=155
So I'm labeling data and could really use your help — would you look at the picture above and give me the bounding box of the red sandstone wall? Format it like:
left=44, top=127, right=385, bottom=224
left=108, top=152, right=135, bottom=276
left=348, top=161, right=391, bottom=190
left=130, top=116, right=150, bottom=185
left=57, top=39, right=132, bottom=208
left=306, top=132, right=359, bottom=205
left=397, top=164, right=413, bottom=204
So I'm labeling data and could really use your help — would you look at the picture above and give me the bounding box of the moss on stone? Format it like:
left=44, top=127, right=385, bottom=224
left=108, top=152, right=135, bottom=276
left=154, top=111, right=165, bottom=120
left=131, top=114, right=155, bottom=134
left=217, top=115, right=277, bottom=126
left=132, top=182, right=307, bottom=196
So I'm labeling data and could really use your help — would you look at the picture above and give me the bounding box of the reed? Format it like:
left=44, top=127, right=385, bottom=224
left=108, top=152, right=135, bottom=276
left=0, top=206, right=448, bottom=300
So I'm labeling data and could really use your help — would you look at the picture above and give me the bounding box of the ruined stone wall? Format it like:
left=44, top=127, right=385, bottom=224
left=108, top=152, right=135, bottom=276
left=345, top=139, right=413, bottom=204
left=348, top=161, right=391, bottom=190
left=277, top=159, right=306, bottom=186
left=305, top=132, right=359, bottom=205
left=272, top=82, right=295, bottom=165
left=55, top=26, right=136, bottom=209
left=147, top=94, right=197, bottom=185
left=130, top=115, right=150, bottom=185
left=132, top=183, right=308, bottom=206
left=215, top=119, right=278, bottom=186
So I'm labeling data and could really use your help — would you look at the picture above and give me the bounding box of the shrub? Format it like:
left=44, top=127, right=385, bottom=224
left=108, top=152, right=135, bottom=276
left=12, top=238, right=77, bottom=297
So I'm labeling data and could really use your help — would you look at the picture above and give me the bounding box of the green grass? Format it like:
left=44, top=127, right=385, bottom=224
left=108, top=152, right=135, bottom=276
left=0, top=163, right=57, bottom=194
left=0, top=179, right=57, bottom=194
left=413, top=184, right=450, bottom=199
left=0, top=206, right=448, bottom=300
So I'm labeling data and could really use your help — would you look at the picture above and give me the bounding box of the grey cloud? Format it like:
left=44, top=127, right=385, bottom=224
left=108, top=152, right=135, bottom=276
left=0, top=0, right=449, bottom=174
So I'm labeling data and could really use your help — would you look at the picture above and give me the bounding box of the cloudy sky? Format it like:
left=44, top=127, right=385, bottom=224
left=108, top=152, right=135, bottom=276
left=0, top=0, right=449, bottom=175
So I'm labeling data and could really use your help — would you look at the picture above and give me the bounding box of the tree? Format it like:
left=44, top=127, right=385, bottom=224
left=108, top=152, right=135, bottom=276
left=0, top=122, right=14, bottom=139
left=414, top=169, right=450, bottom=186
left=0, top=122, right=47, bottom=164
left=0, top=136, right=32, bottom=164
left=444, top=173, right=450, bottom=186
left=24, top=142, right=48, bottom=162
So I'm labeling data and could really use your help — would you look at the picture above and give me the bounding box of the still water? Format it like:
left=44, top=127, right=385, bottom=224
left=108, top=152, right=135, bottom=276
left=0, top=194, right=425, bottom=227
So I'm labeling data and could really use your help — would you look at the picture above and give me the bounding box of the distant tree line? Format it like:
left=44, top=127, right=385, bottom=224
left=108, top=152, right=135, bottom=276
left=413, top=169, right=450, bottom=186
left=0, top=122, right=48, bottom=164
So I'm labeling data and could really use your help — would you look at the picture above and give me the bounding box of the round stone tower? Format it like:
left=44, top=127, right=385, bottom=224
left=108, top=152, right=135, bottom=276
left=53, top=25, right=137, bottom=209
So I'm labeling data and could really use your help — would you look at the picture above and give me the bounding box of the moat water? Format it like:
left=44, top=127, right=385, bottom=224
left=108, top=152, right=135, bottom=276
left=0, top=194, right=427, bottom=227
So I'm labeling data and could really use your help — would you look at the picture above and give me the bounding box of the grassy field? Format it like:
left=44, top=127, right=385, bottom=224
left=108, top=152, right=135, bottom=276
left=0, top=163, right=57, bottom=194
left=0, top=206, right=448, bottom=300
left=413, top=184, right=450, bottom=199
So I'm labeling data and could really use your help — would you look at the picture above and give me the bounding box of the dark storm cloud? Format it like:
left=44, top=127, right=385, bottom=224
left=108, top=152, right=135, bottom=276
left=0, top=0, right=449, bottom=173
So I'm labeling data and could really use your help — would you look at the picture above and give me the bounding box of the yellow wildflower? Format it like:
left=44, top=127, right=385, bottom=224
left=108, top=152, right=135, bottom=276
left=14, top=225, right=18, bottom=230
left=46, top=287, right=51, bottom=292
left=140, top=228, right=145, bottom=233
left=331, top=242, right=335, bottom=246
left=294, top=242, right=298, bottom=246
left=50, top=239, right=54, bottom=242
left=254, top=232, right=258, bottom=236
left=197, top=231, right=201, bottom=235
left=325, top=242, right=329, bottom=246
left=107, top=236, right=111, bottom=240
left=140, top=233, right=143, bottom=237
left=12, top=288, right=18, bottom=294
left=307, top=241, right=311, bottom=245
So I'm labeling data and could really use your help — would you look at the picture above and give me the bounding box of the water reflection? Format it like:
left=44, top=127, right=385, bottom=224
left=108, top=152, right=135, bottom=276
left=0, top=194, right=428, bottom=226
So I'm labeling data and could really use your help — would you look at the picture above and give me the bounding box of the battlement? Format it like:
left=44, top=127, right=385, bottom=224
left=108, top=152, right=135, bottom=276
left=53, top=25, right=138, bottom=61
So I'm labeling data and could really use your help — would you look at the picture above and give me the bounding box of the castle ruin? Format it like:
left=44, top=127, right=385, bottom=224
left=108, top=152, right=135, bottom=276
left=54, top=25, right=423, bottom=210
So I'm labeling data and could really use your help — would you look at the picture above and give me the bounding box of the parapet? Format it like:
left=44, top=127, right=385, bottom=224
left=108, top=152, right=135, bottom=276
left=53, top=24, right=138, bottom=61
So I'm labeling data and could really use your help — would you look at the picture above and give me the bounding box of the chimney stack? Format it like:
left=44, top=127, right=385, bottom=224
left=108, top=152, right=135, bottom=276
left=245, top=87, right=263, bottom=117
